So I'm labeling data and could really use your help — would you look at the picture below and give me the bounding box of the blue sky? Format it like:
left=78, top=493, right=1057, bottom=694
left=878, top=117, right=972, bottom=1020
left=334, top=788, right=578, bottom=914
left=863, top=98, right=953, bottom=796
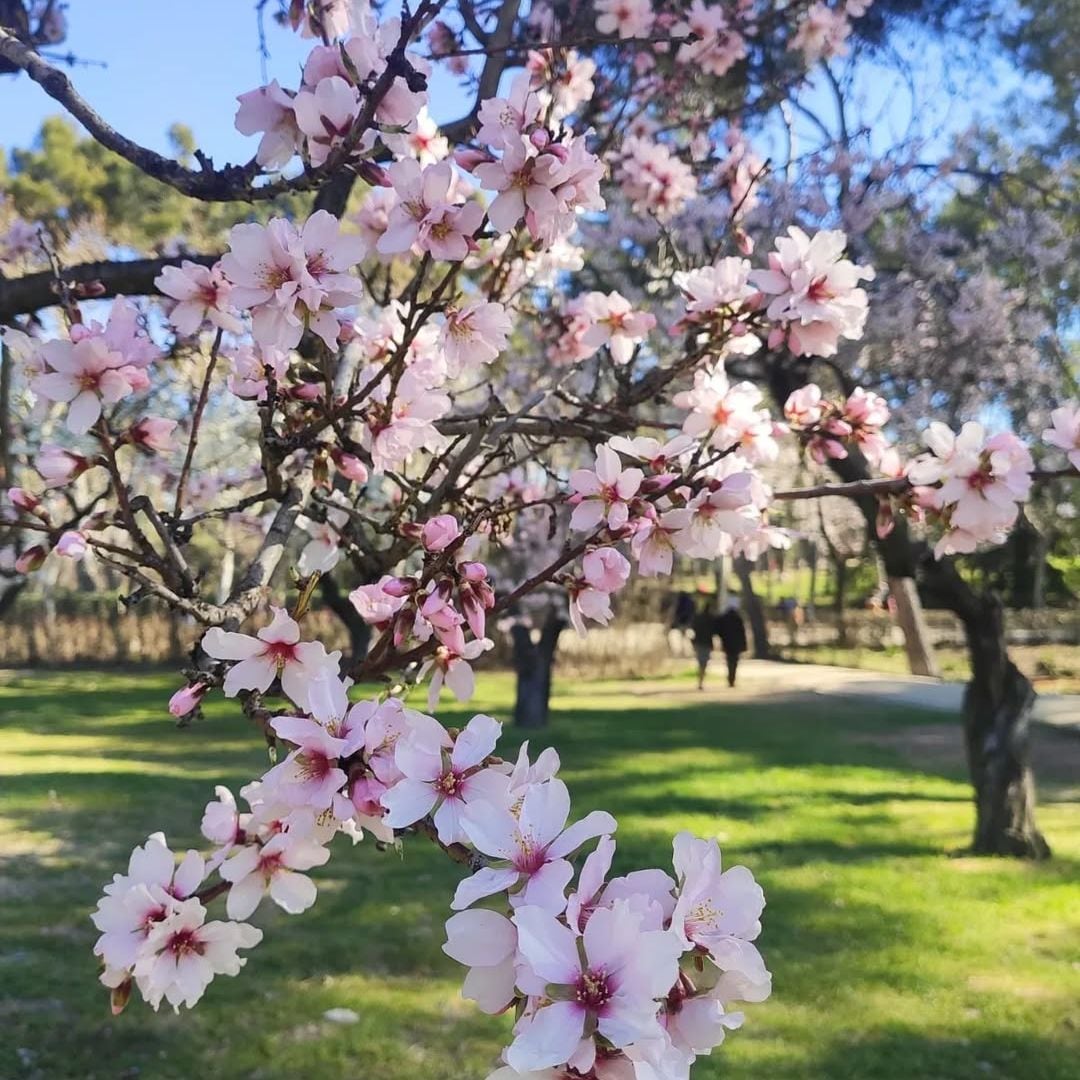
left=0, top=0, right=475, bottom=163
left=0, top=4, right=1036, bottom=176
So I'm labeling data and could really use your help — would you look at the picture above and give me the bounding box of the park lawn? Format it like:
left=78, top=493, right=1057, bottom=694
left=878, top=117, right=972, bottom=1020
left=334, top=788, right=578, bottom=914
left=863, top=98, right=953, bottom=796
left=0, top=671, right=1078, bottom=1080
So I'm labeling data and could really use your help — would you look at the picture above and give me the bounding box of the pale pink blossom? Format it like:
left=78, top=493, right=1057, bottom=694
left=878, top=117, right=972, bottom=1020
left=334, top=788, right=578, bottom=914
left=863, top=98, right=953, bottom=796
left=568, top=444, right=644, bottom=532
left=421, top=513, right=462, bottom=552
left=443, top=908, right=519, bottom=1014
left=293, top=75, right=361, bottom=166
left=130, top=416, right=178, bottom=453
left=381, top=713, right=508, bottom=844
left=219, top=817, right=331, bottom=920
left=169, top=682, right=209, bottom=718
left=155, top=261, right=243, bottom=336
left=349, top=575, right=408, bottom=627
left=577, top=291, right=656, bottom=365
left=595, top=0, right=655, bottom=39
left=751, top=228, right=874, bottom=357
left=131, top=897, right=261, bottom=1012
left=440, top=301, right=512, bottom=377
left=508, top=902, right=681, bottom=1072
left=455, top=778, right=616, bottom=914
left=235, top=80, right=301, bottom=169
left=200, top=606, right=341, bottom=710
left=35, top=444, right=90, bottom=487
left=419, top=635, right=494, bottom=710
left=675, top=1, right=747, bottom=77
left=790, top=2, right=853, bottom=64
left=55, top=530, right=87, bottom=559
left=1043, top=403, right=1080, bottom=470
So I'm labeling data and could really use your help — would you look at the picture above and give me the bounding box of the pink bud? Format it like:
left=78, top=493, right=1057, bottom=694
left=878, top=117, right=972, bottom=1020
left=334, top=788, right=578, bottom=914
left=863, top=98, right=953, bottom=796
left=529, top=128, right=551, bottom=151
left=735, top=229, right=754, bottom=255
left=55, top=530, right=88, bottom=559
left=15, top=545, right=46, bottom=573
left=453, top=148, right=493, bottom=172
left=767, top=326, right=786, bottom=350
left=8, top=487, right=40, bottom=512
left=458, top=561, right=488, bottom=583
left=131, top=417, right=178, bottom=453
left=36, top=444, right=90, bottom=487
left=169, top=682, right=209, bottom=717
left=421, top=514, right=461, bottom=553
left=334, top=452, right=369, bottom=484
left=381, top=576, right=417, bottom=598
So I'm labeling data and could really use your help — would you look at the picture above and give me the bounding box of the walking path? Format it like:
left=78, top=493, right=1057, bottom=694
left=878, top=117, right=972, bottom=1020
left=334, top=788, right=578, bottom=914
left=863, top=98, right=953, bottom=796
left=710, top=660, right=1079, bottom=733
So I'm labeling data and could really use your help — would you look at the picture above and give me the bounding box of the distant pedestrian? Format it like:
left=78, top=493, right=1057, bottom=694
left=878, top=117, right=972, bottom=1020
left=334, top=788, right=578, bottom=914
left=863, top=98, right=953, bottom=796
left=715, top=600, right=748, bottom=688
left=691, top=594, right=718, bottom=690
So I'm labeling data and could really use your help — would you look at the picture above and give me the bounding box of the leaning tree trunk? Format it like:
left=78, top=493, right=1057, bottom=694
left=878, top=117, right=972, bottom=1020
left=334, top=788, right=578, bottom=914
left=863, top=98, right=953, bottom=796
left=767, top=363, right=939, bottom=677
left=734, top=556, right=772, bottom=659
left=510, top=611, right=565, bottom=728
left=320, top=574, right=372, bottom=668
left=924, top=557, right=1050, bottom=859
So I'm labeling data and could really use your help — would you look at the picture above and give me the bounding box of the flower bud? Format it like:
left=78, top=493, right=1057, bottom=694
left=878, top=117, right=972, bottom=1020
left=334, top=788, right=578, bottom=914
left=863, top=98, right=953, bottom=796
left=130, top=417, right=178, bottom=453
left=55, top=531, right=88, bottom=560
left=15, top=545, right=46, bottom=573
left=8, top=487, right=40, bottom=512
left=421, top=514, right=461, bottom=553
left=169, top=682, right=209, bottom=718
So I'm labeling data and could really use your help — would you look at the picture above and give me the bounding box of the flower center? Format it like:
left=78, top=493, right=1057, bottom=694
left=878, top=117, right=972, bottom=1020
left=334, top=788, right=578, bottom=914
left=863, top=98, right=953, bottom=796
left=575, top=968, right=612, bottom=1010
left=264, top=640, right=298, bottom=670
left=435, top=769, right=462, bottom=797
left=165, top=927, right=205, bottom=958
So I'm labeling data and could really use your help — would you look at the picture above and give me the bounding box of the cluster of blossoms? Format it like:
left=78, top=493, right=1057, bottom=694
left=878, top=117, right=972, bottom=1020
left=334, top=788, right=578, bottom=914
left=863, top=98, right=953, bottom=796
left=906, top=422, right=1035, bottom=557
left=784, top=383, right=892, bottom=468
left=97, top=629, right=770, bottom=1077
left=563, top=432, right=783, bottom=633
left=789, top=1, right=870, bottom=65
left=615, top=135, right=699, bottom=220
left=551, top=290, right=657, bottom=366
left=235, top=1, right=425, bottom=170
left=348, top=515, right=496, bottom=708
left=457, top=73, right=607, bottom=247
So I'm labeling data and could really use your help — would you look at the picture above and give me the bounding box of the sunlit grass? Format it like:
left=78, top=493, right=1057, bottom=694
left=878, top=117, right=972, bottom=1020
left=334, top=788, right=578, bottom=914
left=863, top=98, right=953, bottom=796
left=1, top=670, right=1077, bottom=1079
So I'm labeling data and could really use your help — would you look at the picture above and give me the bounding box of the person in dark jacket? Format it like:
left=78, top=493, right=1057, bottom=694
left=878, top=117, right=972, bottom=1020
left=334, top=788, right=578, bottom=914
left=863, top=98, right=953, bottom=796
left=715, top=599, right=748, bottom=687
left=690, top=595, right=717, bottom=689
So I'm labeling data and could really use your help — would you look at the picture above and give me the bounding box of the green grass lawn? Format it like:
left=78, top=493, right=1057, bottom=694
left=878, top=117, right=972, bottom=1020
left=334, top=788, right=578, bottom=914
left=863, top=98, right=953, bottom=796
left=1, top=671, right=1078, bottom=1080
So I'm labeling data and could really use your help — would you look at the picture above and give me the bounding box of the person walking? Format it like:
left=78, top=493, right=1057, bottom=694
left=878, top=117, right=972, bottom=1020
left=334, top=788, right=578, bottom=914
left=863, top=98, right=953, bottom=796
left=715, top=599, right=748, bottom=688
left=690, top=594, right=717, bottom=690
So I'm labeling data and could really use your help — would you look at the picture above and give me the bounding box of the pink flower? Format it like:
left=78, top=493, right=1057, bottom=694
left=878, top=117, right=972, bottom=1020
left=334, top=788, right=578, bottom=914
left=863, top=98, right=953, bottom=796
left=508, top=902, right=681, bottom=1072
left=8, top=487, right=40, bottom=512
left=568, top=444, right=644, bottom=532
left=333, top=451, right=369, bottom=483
left=670, top=832, right=769, bottom=985
left=454, top=777, right=616, bottom=914
left=169, top=682, right=208, bottom=718
left=443, top=909, right=519, bottom=1014
left=615, top=135, right=698, bottom=220
left=440, top=301, right=512, bottom=377
left=293, top=76, right=361, bottom=166
left=131, top=897, right=261, bottom=1012
left=14, top=545, right=46, bottom=573
left=130, top=417, right=178, bottom=453
left=675, top=1, right=747, bottom=77
left=35, top=444, right=90, bottom=487
left=235, top=79, right=301, bottom=169
left=567, top=547, right=632, bottom=636
left=1043, top=403, right=1080, bottom=470
left=790, top=2, right=853, bottom=64
left=577, top=291, right=656, bottom=365
left=421, top=514, right=462, bottom=552
left=595, top=0, right=655, bottom=39
left=784, top=384, right=824, bottom=428
left=155, top=261, right=243, bottom=336
left=380, top=713, right=508, bottom=844
left=750, top=228, right=874, bottom=358
left=55, top=530, right=88, bottom=559
left=631, top=508, right=692, bottom=577
left=583, top=546, right=631, bottom=593
left=219, top=818, right=330, bottom=920
left=420, top=635, right=493, bottom=709
left=673, top=366, right=773, bottom=456
left=349, top=576, right=408, bottom=627
left=200, top=606, right=341, bottom=710
left=201, top=786, right=243, bottom=848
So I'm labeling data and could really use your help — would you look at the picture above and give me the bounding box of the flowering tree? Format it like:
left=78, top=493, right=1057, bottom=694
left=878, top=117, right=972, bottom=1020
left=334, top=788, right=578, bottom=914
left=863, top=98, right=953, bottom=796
left=1, top=0, right=1078, bottom=1073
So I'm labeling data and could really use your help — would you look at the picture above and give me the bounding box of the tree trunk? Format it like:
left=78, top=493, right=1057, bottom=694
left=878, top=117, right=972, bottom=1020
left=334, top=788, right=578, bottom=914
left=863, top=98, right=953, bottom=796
left=888, top=575, right=940, bottom=678
left=834, top=558, right=850, bottom=646
left=767, top=363, right=938, bottom=677
left=511, top=611, right=564, bottom=728
left=734, top=556, right=772, bottom=659
left=0, top=335, right=12, bottom=488
left=319, top=575, right=372, bottom=667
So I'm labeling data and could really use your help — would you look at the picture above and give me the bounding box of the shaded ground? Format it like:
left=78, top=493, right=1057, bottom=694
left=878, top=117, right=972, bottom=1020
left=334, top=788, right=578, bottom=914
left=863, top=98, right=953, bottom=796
left=0, top=670, right=1078, bottom=1080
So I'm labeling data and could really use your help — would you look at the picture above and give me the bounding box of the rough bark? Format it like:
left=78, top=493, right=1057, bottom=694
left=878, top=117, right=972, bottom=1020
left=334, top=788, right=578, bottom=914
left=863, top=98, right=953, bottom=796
left=510, top=611, right=565, bottom=728
left=887, top=575, right=940, bottom=677
left=923, top=556, right=1050, bottom=859
left=734, top=556, right=772, bottom=659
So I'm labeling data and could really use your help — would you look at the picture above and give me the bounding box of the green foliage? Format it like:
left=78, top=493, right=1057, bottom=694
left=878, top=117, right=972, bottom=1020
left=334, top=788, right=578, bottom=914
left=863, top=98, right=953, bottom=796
left=2, top=117, right=312, bottom=253
left=1, top=670, right=1077, bottom=1079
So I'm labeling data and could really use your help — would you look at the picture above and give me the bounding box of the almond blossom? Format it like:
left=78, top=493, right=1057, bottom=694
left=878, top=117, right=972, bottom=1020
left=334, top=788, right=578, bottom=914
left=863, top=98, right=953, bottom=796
left=568, top=546, right=631, bottom=636
left=577, top=291, right=656, bottom=365
left=454, top=777, right=616, bottom=913
left=595, top=0, right=655, bottom=39
left=751, top=227, right=874, bottom=357
left=131, top=898, right=261, bottom=1012
left=292, top=75, right=361, bottom=166
left=380, top=712, right=508, bottom=844
left=507, top=902, right=682, bottom=1072
left=440, top=300, right=512, bottom=377
left=568, top=444, right=644, bottom=532
left=1043, top=403, right=1080, bottom=470
left=154, top=260, right=243, bottom=336
left=443, top=909, right=519, bottom=1014
left=200, top=606, right=341, bottom=709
